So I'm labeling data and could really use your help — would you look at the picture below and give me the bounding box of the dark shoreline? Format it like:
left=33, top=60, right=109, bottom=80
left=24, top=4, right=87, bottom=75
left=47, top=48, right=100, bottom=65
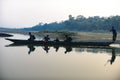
left=0, top=33, right=13, bottom=37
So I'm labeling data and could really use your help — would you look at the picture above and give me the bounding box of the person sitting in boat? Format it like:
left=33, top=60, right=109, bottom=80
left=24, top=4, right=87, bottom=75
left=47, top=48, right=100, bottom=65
left=44, top=35, right=50, bottom=42
left=54, top=37, right=60, bottom=42
left=28, top=32, right=35, bottom=41
left=110, top=26, right=117, bottom=42
left=64, top=35, right=72, bottom=42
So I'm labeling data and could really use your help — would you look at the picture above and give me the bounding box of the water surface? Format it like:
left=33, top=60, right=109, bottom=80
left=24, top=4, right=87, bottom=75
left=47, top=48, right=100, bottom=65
left=0, top=34, right=120, bottom=80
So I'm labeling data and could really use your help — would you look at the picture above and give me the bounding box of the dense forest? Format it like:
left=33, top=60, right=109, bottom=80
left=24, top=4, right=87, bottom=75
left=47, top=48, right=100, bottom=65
left=23, top=15, right=120, bottom=32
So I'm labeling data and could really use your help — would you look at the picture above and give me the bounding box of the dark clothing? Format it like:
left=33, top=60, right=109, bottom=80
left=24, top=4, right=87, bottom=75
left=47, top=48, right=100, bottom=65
left=64, top=36, right=72, bottom=42
left=67, top=37, right=72, bottom=42
left=28, top=33, right=35, bottom=41
left=110, top=27, right=117, bottom=42
left=54, top=38, right=59, bottom=42
left=44, top=36, right=50, bottom=42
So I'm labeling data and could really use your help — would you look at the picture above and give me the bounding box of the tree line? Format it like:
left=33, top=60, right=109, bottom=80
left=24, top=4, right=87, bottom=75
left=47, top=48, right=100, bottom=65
left=23, top=15, right=120, bottom=32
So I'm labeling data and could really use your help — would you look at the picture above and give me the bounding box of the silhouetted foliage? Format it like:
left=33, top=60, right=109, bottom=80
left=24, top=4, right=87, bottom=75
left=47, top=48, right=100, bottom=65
left=23, top=15, right=120, bottom=32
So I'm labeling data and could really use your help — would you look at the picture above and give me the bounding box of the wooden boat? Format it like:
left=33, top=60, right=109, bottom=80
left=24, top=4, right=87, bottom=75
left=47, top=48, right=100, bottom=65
left=5, top=38, right=113, bottom=46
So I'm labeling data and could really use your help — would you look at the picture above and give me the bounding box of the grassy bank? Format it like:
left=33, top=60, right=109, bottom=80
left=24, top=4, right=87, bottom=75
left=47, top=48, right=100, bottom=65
left=74, top=32, right=120, bottom=41
left=1, top=30, right=120, bottom=41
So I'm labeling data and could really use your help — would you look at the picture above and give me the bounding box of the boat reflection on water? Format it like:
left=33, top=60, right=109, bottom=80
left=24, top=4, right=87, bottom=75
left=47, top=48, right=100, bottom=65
left=110, top=48, right=116, bottom=64
left=75, top=47, right=119, bottom=65
left=64, top=46, right=72, bottom=54
left=42, top=45, right=50, bottom=53
left=53, top=45, right=59, bottom=52
left=76, top=47, right=119, bottom=65
left=6, top=43, right=120, bottom=65
left=27, top=44, right=35, bottom=54
left=28, top=45, right=50, bottom=54
left=27, top=45, right=73, bottom=54
left=110, top=48, right=116, bottom=65
left=104, top=48, right=116, bottom=65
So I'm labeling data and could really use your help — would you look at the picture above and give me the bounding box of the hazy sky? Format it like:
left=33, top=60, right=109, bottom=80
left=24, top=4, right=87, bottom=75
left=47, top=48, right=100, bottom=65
left=0, top=0, right=120, bottom=28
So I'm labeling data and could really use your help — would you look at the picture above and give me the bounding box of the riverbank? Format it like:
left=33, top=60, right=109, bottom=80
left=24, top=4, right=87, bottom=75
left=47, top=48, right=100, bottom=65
left=1, top=30, right=120, bottom=41
left=0, top=32, right=13, bottom=37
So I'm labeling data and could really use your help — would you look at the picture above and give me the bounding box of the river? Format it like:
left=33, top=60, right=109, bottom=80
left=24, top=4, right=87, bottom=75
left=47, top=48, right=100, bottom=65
left=0, top=33, right=120, bottom=80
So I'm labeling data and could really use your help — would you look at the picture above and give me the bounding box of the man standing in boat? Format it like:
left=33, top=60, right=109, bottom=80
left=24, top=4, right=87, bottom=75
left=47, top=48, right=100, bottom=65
left=110, top=26, right=117, bottom=42
left=28, top=32, right=35, bottom=41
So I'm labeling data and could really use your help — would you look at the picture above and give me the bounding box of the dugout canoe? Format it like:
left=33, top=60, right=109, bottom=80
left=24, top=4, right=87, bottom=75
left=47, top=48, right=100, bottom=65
left=5, top=38, right=113, bottom=46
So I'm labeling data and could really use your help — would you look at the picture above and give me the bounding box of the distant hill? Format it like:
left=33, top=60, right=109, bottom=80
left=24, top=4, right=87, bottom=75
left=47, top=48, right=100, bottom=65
left=0, top=27, right=16, bottom=31
left=0, top=27, right=24, bottom=33
left=1, top=15, right=120, bottom=32
left=0, top=27, right=9, bottom=30
left=22, top=15, right=120, bottom=32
